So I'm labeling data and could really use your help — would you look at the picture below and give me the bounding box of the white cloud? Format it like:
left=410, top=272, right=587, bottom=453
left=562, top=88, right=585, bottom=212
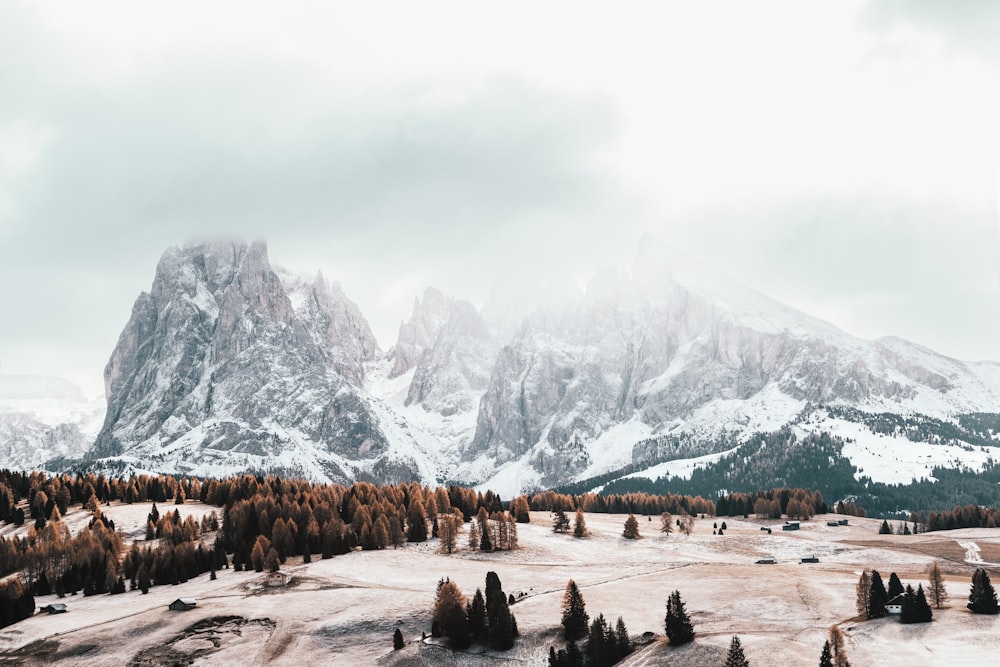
left=1, top=0, right=999, bottom=386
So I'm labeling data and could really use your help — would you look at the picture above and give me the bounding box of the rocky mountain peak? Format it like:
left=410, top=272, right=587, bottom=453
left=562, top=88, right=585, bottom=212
left=388, top=286, right=453, bottom=378
left=89, top=240, right=410, bottom=483
left=403, top=298, right=497, bottom=416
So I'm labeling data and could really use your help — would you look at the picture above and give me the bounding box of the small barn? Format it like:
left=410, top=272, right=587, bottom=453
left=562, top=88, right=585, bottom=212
left=168, top=598, right=197, bottom=611
left=783, top=521, right=800, bottom=531
left=760, top=526, right=770, bottom=531
left=267, top=571, right=289, bottom=587
left=838, top=519, right=849, bottom=526
left=755, top=557, right=777, bottom=565
left=800, top=554, right=819, bottom=563
left=887, top=594, right=905, bottom=615
left=827, top=521, right=840, bottom=527
left=39, top=603, right=68, bottom=615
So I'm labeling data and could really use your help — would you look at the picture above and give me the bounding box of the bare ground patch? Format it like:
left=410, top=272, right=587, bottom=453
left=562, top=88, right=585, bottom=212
left=127, top=615, right=275, bottom=666
left=0, top=639, right=59, bottom=666
left=843, top=538, right=1000, bottom=574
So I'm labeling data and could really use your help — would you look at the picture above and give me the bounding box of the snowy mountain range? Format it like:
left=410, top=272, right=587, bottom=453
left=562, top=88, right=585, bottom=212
left=0, top=375, right=104, bottom=469
left=8, top=238, right=1000, bottom=497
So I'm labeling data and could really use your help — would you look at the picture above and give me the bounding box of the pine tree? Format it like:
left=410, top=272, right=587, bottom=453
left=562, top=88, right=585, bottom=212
left=561, top=579, right=589, bottom=640
left=855, top=569, right=870, bottom=618
left=389, top=516, right=405, bottom=548
left=899, top=584, right=916, bottom=624
left=868, top=570, right=888, bottom=619
left=724, top=635, right=749, bottom=667
left=622, top=514, right=640, bottom=539
left=468, top=588, right=487, bottom=640
left=927, top=562, right=948, bottom=609
left=553, top=509, right=571, bottom=533
left=137, top=562, right=151, bottom=594
left=878, top=520, right=891, bottom=534
left=573, top=509, right=587, bottom=538
left=468, top=519, right=480, bottom=551
left=407, top=499, right=428, bottom=542
left=438, top=513, right=460, bottom=555
left=433, top=578, right=471, bottom=648
left=511, top=495, right=531, bottom=523
left=660, top=512, right=673, bottom=535
left=829, top=625, right=850, bottom=667
left=586, top=614, right=611, bottom=667
left=393, top=628, right=404, bottom=650
left=266, top=547, right=280, bottom=573
left=664, top=590, right=695, bottom=645
left=887, top=572, right=904, bottom=600
left=967, top=568, right=999, bottom=614
left=250, top=537, right=267, bottom=573
left=485, top=571, right=515, bottom=650
left=566, top=640, right=584, bottom=667
left=819, top=640, right=834, bottom=667
left=479, top=520, right=493, bottom=552
left=614, top=616, right=631, bottom=659
left=914, top=584, right=933, bottom=623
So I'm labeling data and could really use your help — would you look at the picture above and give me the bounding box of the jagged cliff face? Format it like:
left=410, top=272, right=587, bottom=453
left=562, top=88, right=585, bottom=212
left=405, top=300, right=496, bottom=416
left=388, top=287, right=452, bottom=378
left=281, top=270, right=379, bottom=386
left=91, top=241, right=423, bottom=483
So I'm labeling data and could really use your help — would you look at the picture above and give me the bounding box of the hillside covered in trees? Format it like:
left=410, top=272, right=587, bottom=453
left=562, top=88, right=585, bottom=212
left=575, top=424, right=1000, bottom=519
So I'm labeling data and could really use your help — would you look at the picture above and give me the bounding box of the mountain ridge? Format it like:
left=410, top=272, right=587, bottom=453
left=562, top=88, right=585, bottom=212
left=8, top=238, right=1000, bottom=498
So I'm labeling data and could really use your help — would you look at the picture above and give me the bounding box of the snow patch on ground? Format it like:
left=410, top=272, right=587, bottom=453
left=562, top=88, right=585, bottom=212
left=798, top=417, right=1000, bottom=485
left=623, top=446, right=741, bottom=482
left=579, top=418, right=654, bottom=479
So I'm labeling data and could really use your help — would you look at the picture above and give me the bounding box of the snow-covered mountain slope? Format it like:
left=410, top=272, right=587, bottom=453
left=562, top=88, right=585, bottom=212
left=464, top=238, right=1000, bottom=494
left=86, top=241, right=430, bottom=484
left=0, top=375, right=104, bottom=469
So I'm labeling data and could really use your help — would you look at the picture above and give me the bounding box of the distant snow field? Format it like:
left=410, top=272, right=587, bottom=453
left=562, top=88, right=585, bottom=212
left=813, top=418, right=1000, bottom=485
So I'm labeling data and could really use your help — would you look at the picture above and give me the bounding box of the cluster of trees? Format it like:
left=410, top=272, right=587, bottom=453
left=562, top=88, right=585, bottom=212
left=818, top=626, right=850, bottom=667
left=18, top=500, right=225, bottom=600
left=828, top=407, right=1000, bottom=450
left=549, top=579, right=633, bottom=667
left=576, top=422, right=1000, bottom=519
left=464, top=507, right=519, bottom=553
left=0, top=579, right=34, bottom=630
left=604, top=431, right=858, bottom=503
left=0, top=471, right=532, bottom=632
left=716, top=488, right=828, bottom=519
left=431, top=571, right=518, bottom=650
left=213, top=477, right=518, bottom=569
left=855, top=568, right=932, bottom=623
left=2, top=470, right=206, bottom=520
left=531, top=490, right=716, bottom=517
left=923, top=504, right=1000, bottom=531
left=552, top=509, right=589, bottom=538
left=8, top=509, right=124, bottom=598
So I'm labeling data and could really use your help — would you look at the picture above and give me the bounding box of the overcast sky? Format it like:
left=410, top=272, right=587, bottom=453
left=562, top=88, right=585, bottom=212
left=2, top=1, right=999, bottom=396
